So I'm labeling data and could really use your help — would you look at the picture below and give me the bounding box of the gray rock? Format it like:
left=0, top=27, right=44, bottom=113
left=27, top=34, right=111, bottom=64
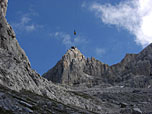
left=43, top=44, right=152, bottom=88
left=120, top=102, right=128, bottom=108
left=132, top=108, right=142, bottom=114
left=43, top=47, right=90, bottom=85
left=43, top=47, right=110, bottom=86
left=0, top=0, right=8, bottom=17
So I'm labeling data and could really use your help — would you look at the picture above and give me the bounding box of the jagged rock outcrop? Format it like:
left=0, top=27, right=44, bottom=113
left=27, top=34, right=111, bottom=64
left=43, top=46, right=110, bottom=86
left=0, top=0, right=33, bottom=91
left=104, top=44, right=152, bottom=87
left=43, top=44, right=152, bottom=88
left=84, top=57, right=109, bottom=77
left=43, top=47, right=86, bottom=84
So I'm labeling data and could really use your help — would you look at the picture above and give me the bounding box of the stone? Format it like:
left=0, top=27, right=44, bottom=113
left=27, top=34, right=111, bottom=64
left=120, top=102, right=128, bottom=108
left=0, top=0, right=8, bottom=17
left=43, top=43, right=152, bottom=88
left=43, top=47, right=88, bottom=85
left=43, top=47, right=110, bottom=86
left=132, top=108, right=142, bottom=114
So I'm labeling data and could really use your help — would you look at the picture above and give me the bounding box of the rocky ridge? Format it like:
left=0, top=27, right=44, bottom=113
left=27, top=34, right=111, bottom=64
left=43, top=45, right=152, bottom=88
left=43, top=45, right=152, bottom=113
left=43, top=46, right=110, bottom=86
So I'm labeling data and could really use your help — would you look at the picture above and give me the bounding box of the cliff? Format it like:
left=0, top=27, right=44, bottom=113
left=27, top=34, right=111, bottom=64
left=43, top=46, right=109, bottom=86
left=43, top=44, right=152, bottom=88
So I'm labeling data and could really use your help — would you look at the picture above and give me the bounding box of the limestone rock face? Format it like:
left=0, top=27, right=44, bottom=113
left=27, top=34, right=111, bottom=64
left=0, top=1, right=29, bottom=66
left=43, top=47, right=87, bottom=85
left=43, top=44, right=152, bottom=88
left=104, top=44, right=152, bottom=87
left=0, top=0, right=8, bottom=17
left=43, top=46, right=111, bottom=86
left=84, top=57, right=109, bottom=77
left=133, top=43, right=152, bottom=76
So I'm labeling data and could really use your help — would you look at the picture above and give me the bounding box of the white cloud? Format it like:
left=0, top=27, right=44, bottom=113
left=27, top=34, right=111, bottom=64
left=89, top=0, right=152, bottom=47
left=21, top=16, right=31, bottom=24
left=11, top=10, right=42, bottom=33
left=49, top=32, right=88, bottom=49
left=95, top=48, right=105, bottom=56
left=25, top=24, right=35, bottom=32
left=12, top=15, right=36, bottom=32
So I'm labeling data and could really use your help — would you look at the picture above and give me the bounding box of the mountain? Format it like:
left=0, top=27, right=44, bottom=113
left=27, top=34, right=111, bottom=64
left=105, top=43, right=152, bottom=87
left=42, top=45, right=152, bottom=113
left=0, top=1, right=152, bottom=114
left=43, top=46, right=110, bottom=87
left=43, top=44, right=152, bottom=88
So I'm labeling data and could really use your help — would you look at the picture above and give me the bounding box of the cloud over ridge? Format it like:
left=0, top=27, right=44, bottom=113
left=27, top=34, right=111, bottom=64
left=90, top=0, right=152, bottom=47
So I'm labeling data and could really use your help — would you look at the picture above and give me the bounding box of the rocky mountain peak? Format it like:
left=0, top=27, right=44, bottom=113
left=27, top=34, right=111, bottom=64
left=43, top=46, right=110, bottom=86
left=43, top=43, right=152, bottom=87
left=62, top=46, right=85, bottom=63
left=43, top=46, right=88, bottom=85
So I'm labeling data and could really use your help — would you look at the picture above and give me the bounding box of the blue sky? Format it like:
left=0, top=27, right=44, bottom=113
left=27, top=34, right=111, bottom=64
left=6, top=0, right=152, bottom=75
